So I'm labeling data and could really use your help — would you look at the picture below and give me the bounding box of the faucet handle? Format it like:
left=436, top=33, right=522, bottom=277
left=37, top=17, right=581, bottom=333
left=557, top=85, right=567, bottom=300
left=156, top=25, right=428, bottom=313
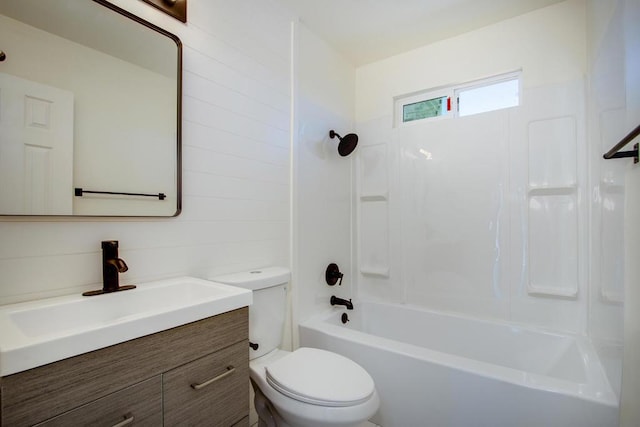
left=325, top=263, right=344, bottom=286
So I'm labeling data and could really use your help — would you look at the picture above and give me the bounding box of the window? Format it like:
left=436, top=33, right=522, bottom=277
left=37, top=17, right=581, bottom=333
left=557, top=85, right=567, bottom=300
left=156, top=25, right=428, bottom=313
left=394, top=71, right=520, bottom=126
left=456, top=75, right=519, bottom=117
left=394, top=88, right=451, bottom=126
left=403, top=96, right=448, bottom=122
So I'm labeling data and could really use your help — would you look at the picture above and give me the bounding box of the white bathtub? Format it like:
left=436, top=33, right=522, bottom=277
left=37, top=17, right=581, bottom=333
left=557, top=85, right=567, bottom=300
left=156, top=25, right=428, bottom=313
left=299, top=301, right=618, bottom=427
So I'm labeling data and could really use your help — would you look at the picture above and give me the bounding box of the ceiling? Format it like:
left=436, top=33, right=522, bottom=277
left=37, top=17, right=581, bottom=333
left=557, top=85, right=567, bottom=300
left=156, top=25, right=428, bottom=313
left=277, top=0, right=565, bottom=66
left=0, top=0, right=175, bottom=77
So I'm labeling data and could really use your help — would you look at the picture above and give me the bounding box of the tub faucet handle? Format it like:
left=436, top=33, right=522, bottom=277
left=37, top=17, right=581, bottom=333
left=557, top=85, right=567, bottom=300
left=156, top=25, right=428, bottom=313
left=325, top=263, right=344, bottom=286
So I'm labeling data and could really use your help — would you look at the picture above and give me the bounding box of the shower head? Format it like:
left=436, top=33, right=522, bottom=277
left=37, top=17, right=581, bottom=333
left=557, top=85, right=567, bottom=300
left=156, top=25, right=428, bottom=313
left=329, top=130, right=358, bottom=157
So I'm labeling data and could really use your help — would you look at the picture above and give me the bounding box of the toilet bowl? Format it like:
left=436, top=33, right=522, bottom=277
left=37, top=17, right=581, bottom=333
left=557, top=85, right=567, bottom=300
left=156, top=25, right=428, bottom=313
left=213, top=267, right=379, bottom=427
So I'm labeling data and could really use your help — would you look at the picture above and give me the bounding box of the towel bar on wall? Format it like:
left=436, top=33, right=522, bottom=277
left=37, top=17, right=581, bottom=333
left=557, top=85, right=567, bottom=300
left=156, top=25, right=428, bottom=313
left=603, top=123, right=640, bottom=163
left=74, top=188, right=166, bottom=200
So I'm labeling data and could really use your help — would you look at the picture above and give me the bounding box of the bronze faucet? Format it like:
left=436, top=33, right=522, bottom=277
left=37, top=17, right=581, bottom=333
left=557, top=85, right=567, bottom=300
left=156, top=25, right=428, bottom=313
left=83, top=240, right=136, bottom=296
left=330, top=295, right=354, bottom=310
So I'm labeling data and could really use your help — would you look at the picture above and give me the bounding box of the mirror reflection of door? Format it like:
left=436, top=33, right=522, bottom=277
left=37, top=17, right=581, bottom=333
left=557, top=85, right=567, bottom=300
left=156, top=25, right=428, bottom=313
left=0, top=72, right=73, bottom=214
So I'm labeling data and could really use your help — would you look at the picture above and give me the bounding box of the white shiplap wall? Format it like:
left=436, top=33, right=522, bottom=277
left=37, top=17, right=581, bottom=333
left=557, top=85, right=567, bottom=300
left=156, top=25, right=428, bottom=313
left=0, top=0, right=293, bottom=305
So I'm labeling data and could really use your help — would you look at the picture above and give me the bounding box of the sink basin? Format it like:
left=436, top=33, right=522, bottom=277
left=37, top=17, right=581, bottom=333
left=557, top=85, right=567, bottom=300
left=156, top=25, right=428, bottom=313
left=0, top=277, right=252, bottom=376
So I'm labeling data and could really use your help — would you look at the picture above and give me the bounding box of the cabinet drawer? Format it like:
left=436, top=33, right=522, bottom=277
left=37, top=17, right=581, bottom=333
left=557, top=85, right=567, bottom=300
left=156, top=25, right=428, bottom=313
left=163, top=341, right=249, bottom=426
left=35, top=376, right=162, bottom=427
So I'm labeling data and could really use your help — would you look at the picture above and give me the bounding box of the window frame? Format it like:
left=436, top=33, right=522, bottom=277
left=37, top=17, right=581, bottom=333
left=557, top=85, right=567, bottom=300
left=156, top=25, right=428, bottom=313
left=394, top=71, right=521, bottom=127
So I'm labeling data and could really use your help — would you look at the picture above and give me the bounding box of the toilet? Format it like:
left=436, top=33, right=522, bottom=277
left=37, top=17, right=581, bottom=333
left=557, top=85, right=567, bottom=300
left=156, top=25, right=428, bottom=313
left=213, top=267, right=379, bottom=427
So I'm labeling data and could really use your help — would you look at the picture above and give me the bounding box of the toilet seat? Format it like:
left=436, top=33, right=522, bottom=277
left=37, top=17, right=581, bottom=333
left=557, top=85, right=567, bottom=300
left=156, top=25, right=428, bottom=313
left=265, top=347, right=375, bottom=407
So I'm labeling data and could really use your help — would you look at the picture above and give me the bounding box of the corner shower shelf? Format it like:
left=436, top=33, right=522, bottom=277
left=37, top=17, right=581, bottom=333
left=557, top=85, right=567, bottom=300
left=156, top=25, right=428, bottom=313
left=599, top=287, right=623, bottom=304
left=357, top=144, right=390, bottom=282
left=527, top=185, right=577, bottom=196
left=360, top=194, right=388, bottom=202
left=359, top=266, right=390, bottom=277
left=527, top=285, right=578, bottom=298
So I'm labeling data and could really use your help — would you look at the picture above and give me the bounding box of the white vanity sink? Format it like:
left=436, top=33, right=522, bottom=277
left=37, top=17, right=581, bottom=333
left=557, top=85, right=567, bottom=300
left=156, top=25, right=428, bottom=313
left=0, top=277, right=252, bottom=376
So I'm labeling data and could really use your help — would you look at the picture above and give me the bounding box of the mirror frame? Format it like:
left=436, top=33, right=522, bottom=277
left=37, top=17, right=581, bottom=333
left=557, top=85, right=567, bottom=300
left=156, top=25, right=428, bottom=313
left=94, top=0, right=182, bottom=217
left=0, top=0, right=182, bottom=217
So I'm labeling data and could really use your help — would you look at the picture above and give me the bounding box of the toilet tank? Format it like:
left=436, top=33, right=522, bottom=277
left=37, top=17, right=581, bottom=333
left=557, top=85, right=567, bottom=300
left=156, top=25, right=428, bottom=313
left=212, top=267, right=290, bottom=359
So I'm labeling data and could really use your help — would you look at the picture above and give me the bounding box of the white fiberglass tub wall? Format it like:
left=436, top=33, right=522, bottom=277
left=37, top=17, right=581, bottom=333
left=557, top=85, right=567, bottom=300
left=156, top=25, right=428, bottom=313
left=349, top=0, right=628, bottom=403
left=353, top=0, right=591, bottom=335
left=300, top=301, right=618, bottom=427
left=356, top=78, right=588, bottom=332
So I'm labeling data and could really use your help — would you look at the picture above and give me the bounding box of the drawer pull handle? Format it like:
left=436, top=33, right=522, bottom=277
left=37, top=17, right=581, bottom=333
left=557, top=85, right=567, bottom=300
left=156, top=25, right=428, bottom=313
left=112, top=414, right=134, bottom=427
left=191, top=366, right=236, bottom=390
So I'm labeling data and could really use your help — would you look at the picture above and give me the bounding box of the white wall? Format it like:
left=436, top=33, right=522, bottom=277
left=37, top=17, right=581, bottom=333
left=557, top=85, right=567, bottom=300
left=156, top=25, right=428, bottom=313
left=0, top=0, right=292, bottom=304
left=293, top=22, right=356, bottom=333
left=354, top=0, right=589, bottom=332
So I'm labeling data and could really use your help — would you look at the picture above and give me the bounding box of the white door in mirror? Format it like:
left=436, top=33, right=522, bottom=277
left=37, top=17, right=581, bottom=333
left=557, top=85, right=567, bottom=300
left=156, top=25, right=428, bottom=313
left=0, top=72, right=74, bottom=214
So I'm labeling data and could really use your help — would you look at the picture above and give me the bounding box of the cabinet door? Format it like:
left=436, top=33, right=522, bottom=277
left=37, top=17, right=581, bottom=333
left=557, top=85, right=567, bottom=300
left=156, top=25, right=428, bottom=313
left=163, top=341, right=249, bottom=426
left=35, top=376, right=162, bottom=427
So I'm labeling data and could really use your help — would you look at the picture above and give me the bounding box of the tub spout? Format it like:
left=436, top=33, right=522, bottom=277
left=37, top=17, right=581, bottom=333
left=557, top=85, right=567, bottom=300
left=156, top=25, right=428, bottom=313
left=330, top=295, right=353, bottom=310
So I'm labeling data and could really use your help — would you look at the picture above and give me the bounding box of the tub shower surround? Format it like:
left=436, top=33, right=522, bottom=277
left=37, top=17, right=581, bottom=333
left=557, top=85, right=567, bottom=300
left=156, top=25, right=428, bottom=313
left=323, top=1, right=640, bottom=423
left=340, top=78, right=620, bottom=425
left=355, top=80, right=588, bottom=330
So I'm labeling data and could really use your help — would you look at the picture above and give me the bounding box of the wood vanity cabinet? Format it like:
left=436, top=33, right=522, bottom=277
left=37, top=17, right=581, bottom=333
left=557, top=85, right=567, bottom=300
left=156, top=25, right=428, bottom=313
left=0, top=307, right=249, bottom=427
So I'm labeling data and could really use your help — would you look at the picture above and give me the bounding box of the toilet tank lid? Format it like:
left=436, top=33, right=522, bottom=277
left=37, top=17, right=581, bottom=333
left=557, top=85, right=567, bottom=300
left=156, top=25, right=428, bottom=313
left=212, top=267, right=290, bottom=290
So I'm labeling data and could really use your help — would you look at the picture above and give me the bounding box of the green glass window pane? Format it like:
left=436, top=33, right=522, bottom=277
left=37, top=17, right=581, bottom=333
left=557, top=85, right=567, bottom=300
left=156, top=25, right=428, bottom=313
left=403, top=96, right=447, bottom=122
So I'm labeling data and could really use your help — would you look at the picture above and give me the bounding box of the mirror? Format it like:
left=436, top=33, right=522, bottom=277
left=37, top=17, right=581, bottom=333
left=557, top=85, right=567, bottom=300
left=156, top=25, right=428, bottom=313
left=0, top=0, right=181, bottom=216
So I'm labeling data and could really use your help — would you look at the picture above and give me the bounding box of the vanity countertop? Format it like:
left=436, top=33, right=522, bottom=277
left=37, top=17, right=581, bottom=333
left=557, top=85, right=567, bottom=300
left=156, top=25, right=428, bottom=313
left=0, top=277, right=252, bottom=376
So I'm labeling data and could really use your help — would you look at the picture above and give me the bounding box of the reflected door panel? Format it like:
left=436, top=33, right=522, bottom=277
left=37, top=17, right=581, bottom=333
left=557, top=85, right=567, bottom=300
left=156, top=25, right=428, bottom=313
left=0, top=72, right=73, bottom=214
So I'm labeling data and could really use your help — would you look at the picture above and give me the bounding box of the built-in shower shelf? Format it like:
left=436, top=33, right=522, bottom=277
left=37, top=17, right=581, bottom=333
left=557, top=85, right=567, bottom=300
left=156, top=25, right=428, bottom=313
left=360, top=194, right=388, bottom=202
left=599, top=287, right=623, bottom=304
left=360, top=266, right=390, bottom=277
left=527, top=185, right=577, bottom=196
left=357, top=144, right=390, bottom=282
left=527, top=284, right=578, bottom=298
